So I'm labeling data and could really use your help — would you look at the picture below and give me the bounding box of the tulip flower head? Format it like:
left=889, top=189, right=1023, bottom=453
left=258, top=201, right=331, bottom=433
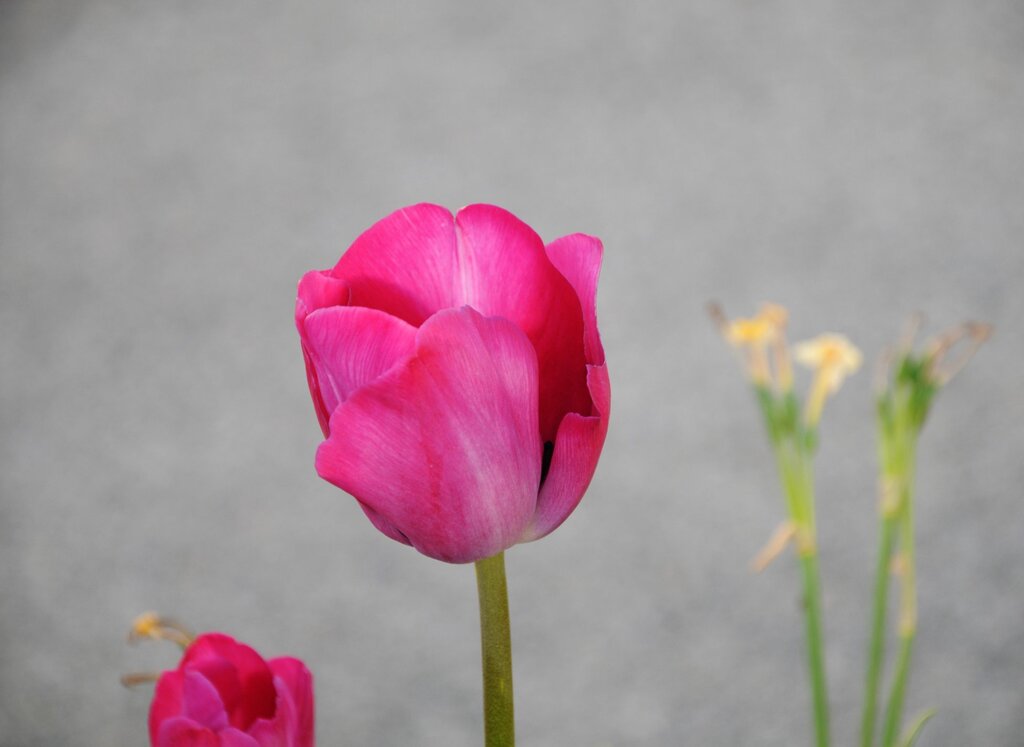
left=146, top=632, right=314, bottom=747
left=295, top=204, right=609, bottom=563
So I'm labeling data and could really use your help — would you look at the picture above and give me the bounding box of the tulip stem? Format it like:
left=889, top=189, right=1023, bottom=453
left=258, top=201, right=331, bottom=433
left=475, top=551, right=515, bottom=747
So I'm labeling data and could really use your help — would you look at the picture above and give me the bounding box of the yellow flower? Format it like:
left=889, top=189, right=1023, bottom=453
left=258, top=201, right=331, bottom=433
left=726, top=317, right=773, bottom=347
left=129, top=611, right=162, bottom=640
left=122, top=613, right=195, bottom=689
left=128, top=612, right=194, bottom=649
left=795, top=334, right=862, bottom=391
left=715, top=303, right=791, bottom=388
left=794, top=333, right=862, bottom=425
left=724, top=303, right=786, bottom=346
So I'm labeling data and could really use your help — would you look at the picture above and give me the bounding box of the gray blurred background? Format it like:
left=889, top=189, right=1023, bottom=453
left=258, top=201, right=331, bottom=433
left=1, top=1, right=1022, bottom=745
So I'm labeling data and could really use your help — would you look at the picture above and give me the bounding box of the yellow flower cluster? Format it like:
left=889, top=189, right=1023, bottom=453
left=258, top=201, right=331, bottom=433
left=714, top=303, right=862, bottom=427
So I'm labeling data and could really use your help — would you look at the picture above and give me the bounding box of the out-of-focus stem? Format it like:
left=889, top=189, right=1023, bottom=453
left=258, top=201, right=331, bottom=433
left=778, top=446, right=830, bottom=747
left=860, top=515, right=898, bottom=747
left=799, top=550, right=831, bottom=747
left=881, top=634, right=915, bottom=747
left=882, top=454, right=918, bottom=747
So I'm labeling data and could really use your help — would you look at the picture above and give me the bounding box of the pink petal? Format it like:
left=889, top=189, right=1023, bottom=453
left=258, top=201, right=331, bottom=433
left=315, top=307, right=542, bottom=563
left=357, top=501, right=412, bottom=546
left=246, top=722, right=285, bottom=747
left=150, top=670, right=186, bottom=745
left=295, top=271, right=353, bottom=435
left=328, top=203, right=589, bottom=441
left=182, top=670, right=229, bottom=731
left=245, top=715, right=286, bottom=747
left=302, top=307, right=417, bottom=419
left=247, top=667, right=311, bottom=747
left=295, top=270, right=350, bottom=327
left=183, top=634, right=276, bottom=731
left=544, top=233, right=606, bottom=366
left=454, top=205, right=590, bottom=440
left=268, top=658, right=315, bottom=747
left=332, top=203, right=459, bottom=325
left=299, top=346, right=332, bottom=438
left=181, top=658, right=242, bottom=730
left=217, top=730, right=260, bottom=747
left=525, top=363, right=610, bottom=541
left=156, top=718, right=221, bottom=747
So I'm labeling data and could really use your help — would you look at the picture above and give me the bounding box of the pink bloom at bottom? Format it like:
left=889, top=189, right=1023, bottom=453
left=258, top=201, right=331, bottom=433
left=149, top=633, right=314, bottom=747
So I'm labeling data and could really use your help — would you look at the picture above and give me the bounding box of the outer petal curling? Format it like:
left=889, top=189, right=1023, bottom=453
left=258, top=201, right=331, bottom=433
left=315, top=307, right=542, bottom=563
left=544, top=233, right=606, bottom=366
left=525, top=363, right=610, bottom=541
left=267, top=658, right=315, bottom=747
left=525, top=233, right=609, bottom=541
left=296, top=270, right=353, bottom=435
left=295, top=270, right=350, bottom=328
left=302, top=307, right=417, bottom=418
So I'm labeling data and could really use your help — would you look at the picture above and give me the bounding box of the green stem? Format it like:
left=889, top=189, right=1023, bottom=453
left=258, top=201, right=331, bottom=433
left=475, top=552, right=515, bottom=747
left=774, top=440, right=830, bottom=747
left=882, top=635, right=915, bottom=747
left=882, top=481, right=917, bottom=747
left=860, top=516, right=898, bottom=747
left=799, top=551, right=831, bottom=747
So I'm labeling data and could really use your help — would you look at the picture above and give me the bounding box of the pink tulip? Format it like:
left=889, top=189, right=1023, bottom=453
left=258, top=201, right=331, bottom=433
left=296, top=203, right=609, bottom=563
left=148, top=633, right=314, bottom=747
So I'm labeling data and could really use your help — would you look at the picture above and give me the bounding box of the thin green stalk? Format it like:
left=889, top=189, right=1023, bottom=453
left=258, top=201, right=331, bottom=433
left=860, top=516, right=898, bottom=747
left=881, top=635, right=915, bottom=747
left=773, top=442, right=806, bottom=528
left=799, top=550, right=831, bottom=747
left=781, top=449, right=830, bottom=747
left=475, top=552, right=515, bottom=747
left=882, top=471, right=918, bottom=747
